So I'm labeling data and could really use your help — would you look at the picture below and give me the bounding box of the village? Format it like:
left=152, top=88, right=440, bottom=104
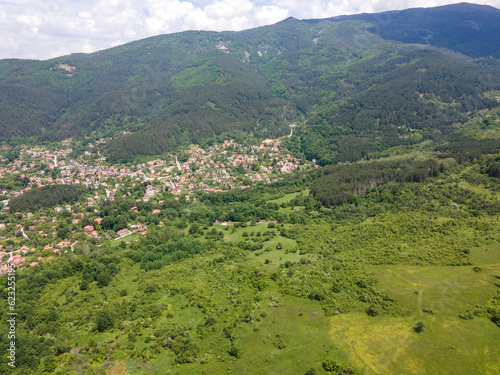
left=0, top=136, right=317, bottom=273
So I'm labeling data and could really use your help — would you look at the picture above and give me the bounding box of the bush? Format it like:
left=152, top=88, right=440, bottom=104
left=273, top=335, right=287, bottom=349
left=414, top=321, right=425, bottom=333
left=323, top=359, right=345, bottom=373
left=367, top=304, right=379, bottom=317
left=228, top=345, right=242, bottom=358
left=96, top=309, right=114, bottom=332
left=309, top=290, right=325, bottom=301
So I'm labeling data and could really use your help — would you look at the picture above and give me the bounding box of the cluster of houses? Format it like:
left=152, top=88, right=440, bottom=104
left=163, top=139, right=310, bottom=197
left=0, top=135, right=316, bottom=273
left=1, top=137, right=313, bottom=205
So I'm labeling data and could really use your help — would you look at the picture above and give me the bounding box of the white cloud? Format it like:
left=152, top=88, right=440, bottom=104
left=0, top=0, right=499, bottom=59
left=49, top=46, right=71, bottom=58
left=205, top=0, right=253, bottom=20
left=254, top=5, right=289, bottom=25
left=145, top=0, right=196, bottom=34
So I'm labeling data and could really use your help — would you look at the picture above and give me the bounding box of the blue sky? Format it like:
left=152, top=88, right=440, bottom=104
left=0, top=0, right=499, bottom=60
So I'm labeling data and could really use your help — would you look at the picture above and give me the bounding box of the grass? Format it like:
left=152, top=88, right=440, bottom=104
left=250, top=248, right=301, bottom=267
left=330, top=238, right=500, bottom=375
left=267, top=190, right=310, bottom=205
left=226, top=284, right=343, bottom=375
left=329, top=313, right=500, bottom=375
left=369, top=264, right=500, bottom=316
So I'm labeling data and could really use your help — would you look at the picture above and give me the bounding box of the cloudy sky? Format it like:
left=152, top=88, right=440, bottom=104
left=1, top=0, right=499, bottom=60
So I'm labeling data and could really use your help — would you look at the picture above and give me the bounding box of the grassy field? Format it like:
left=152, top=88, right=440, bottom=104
left=328, top=237, right=500, bottom=375
left=229, top=289, right=338, bottom=375
left=267, top=190, right=310, bottom=205
left=329, top=312, right=500, bottom=375
left=112, top=213, right=500, bottom=375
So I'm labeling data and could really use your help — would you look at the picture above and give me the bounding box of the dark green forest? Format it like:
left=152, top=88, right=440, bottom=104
left=8, top=185, right=88, bottom=212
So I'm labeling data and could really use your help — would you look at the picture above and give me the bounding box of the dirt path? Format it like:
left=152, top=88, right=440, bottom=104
left=418, top=290, right=423, bottom=316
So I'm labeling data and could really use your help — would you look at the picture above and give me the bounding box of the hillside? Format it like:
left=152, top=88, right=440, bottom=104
left=1, top=3, right=500, bottom=372
left=0, top=3, right=499, bottom=162
left=0, top=136, right=499, bottom=374
left=329, top=2, right=500, bottom=58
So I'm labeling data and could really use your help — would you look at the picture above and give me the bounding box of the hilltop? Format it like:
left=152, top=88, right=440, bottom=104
left=0, top=3, right=499, bottom=163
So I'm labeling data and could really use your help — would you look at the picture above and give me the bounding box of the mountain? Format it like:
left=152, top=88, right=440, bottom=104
left=1, top=4, right=500, bottom=374
left=0, top=3, right=499, bottom=163
left=328, top=2, right=500, bottom=58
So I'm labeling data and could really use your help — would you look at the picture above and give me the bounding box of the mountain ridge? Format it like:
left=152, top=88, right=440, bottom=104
left=0, top=3, right=499, bottom=163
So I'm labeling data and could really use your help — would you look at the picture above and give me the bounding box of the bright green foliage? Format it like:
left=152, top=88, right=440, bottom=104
left=140, top=239, right=208, bottom=270
left=459, top=291, right=500, bottom=327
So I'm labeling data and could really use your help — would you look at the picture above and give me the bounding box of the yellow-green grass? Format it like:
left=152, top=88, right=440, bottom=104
left=267, top=190, right=310, bottom=205
left=112, top=261, right=141, bottom=298
left=459, top=180, right=500, bottom=200
left=214, top=222, right=287, bottom=242
left=225, top=289, right=343, bottom=375
left=330, top=250, right=500, bottom=374
left=139, top=292, right=338, bottom=374
left=329, top=312, right=500, bottom=375
left=370, top=264, right=500, bottom=316
left=248, top=247, right=313, bottom=267
left=261, top=235, right=297, bottom=252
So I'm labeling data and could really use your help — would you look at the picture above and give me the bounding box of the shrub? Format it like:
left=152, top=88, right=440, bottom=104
left=414, top=321, right=425, bottom=333
left=309, top=290, right=325, bottom=301
left=367, top=304, right=379, bottom=317
left=273, top=335, right=287, bottom=349
left=96, top=309, right=114, bottom=332
left=228, top=345, right=242, bottom=358
left=323, top=359, right=345, bottom=373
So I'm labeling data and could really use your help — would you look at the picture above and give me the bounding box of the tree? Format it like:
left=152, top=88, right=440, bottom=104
left=56, top=226, right=69, bottom=239
left=96, top=309, right=114, bottom=332
left=273, top=335, right=287, bottom=349
left=189, top=222, right=200, bottom=235
left=323, top=359, right=345, bottom=373
left=414, top=321, right=425, bottom=333
left=367, top=304, right=379, bottom=317
left=101, top=216, right=116, bottom=230
left=79, top=279, right=89, bottom=291
left=96, top=270, right=112, bottom=288
left=228, top=345, right=242, bottom=358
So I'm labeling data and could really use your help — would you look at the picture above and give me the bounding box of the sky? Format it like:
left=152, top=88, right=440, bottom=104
left=1, top=0, right=499, bottom=60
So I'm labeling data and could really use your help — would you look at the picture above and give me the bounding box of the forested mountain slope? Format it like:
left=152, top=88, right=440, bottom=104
left=0, top=2, right=499, bottom=163
left=328, top=2, right=500, bottom=58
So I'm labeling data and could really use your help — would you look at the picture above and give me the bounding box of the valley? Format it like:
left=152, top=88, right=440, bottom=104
left=0, top=3, right=500, bottom=374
